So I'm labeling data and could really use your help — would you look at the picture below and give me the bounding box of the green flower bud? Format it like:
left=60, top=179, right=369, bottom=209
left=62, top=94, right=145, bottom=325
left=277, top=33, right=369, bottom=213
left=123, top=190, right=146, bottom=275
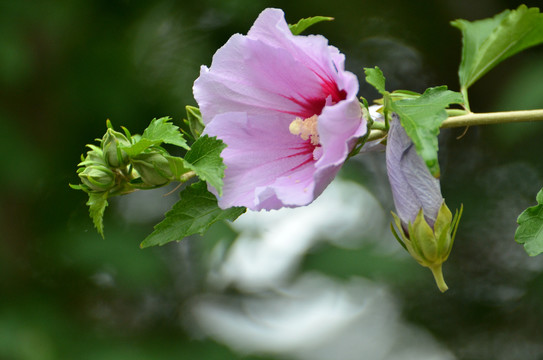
left=78, top=164, right=116, bottom=192
left=185, top=105, right=205, bottom=139
left=131, top=151, right=173, bottom=186
left=102, top=128, right=131, bottom=168
left=391, top=202, right=463, bottom=293
left=78, top=145, right=105, bottom=167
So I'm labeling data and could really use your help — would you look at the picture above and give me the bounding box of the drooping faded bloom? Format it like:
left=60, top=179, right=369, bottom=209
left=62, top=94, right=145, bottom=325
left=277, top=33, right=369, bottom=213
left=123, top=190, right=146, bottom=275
left=193, top=8, right=366, bottom=211
left=386, top=116, right=461, bottom=292
left=386, top=115, right=443, bottom=228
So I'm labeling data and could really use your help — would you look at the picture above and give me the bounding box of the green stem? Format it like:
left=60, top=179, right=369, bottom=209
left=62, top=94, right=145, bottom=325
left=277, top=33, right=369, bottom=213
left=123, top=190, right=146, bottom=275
left=365, top=109, right=543, bottom=141
left=383, top=92, right=391, bottom=130
left=179, top=170, right=196, bottom=182
left=429, top=264, right=448, bottom=293
left=367, top=129, right=386, bottom=141
left=370, top=121, right=387, bottom=131
left=461, top=87, right=471, bottom=112
left=440, top=109, right=543, bottom=128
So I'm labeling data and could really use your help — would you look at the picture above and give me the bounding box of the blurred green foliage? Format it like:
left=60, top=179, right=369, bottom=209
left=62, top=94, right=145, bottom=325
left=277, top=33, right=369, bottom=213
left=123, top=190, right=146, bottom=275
left=1, top=0, right=543, bottom=359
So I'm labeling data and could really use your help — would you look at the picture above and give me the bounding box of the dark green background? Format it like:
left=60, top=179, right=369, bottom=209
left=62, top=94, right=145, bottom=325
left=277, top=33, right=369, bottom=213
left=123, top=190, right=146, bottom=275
left=2, top=0, right=543, bottom=359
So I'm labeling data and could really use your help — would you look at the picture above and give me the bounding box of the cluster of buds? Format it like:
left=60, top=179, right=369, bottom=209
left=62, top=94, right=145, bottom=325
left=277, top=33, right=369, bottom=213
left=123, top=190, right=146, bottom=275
left=386, top=116, right=462, bottom=292
left=73, top=120, right=186, bottom=197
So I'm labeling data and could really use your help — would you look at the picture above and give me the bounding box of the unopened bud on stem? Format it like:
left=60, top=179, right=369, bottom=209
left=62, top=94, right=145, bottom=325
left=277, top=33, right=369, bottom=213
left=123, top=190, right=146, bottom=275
left=386, top=115, right=462, bottom=292
left=76, top=145, right=116, bottom=192
left=131, top=151, right=173, bottom=186
left=102, top=127, right=131, bottom=168
left=78, top=164, right=116, bottom=191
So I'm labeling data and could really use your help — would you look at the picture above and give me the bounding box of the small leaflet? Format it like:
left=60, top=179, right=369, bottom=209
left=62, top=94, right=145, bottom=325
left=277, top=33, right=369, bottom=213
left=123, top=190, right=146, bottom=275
left=184, top=135, right=227, bottom=196
left=87, top=191, right=109, bottom=238
left=140, top=182, right=246, bottom=248
left=123, top=117, right=189, bottom=156
left=289, top=16, right=334, bottom=35
left=515, top=189, right=543, bottom=256
left=364, top=67, right=387, bottom=95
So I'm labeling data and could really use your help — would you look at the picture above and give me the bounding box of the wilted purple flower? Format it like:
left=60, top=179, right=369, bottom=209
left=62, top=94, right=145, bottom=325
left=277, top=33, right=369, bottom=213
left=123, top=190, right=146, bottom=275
left=386, top=116, right=461, bottom=292
left=193, top=8, right=366, bottom=211
left=386, top=115, right=442, bottom=228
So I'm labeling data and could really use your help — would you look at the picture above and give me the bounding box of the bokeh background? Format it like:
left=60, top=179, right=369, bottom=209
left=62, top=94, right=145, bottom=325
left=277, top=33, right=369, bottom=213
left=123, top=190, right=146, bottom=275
left=2, top=0, right=543, bottom=359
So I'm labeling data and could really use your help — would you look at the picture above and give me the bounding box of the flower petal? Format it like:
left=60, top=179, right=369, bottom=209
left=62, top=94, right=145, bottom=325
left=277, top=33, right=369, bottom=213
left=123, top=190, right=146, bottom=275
left=193, top=8, right=357, bottom=123
left=204, top=112, right=318, bottom=210
left=317, top=93, right=366, bottom=169
left=386, top=116, right=442, bottom=226
left=247, top=8, right=349, bottom=95
left=194, top=35, right=325, bottom=122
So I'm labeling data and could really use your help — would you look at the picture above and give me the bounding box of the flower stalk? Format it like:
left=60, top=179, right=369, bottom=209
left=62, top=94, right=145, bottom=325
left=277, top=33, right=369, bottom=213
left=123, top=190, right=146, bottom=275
left=367, top=108, right=543, bottom=141
left=441, top=109, right=543, bottom=128
left=429, top=264, right=447, bottom=293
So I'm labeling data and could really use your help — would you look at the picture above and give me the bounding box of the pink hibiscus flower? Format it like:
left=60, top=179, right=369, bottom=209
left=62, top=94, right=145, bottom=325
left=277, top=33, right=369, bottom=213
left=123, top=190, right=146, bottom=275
left=193, top=8, right=366, bottom=210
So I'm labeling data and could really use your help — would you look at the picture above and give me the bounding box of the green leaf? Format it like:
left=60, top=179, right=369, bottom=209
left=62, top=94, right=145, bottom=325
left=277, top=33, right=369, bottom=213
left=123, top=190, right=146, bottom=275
left=143, top=117, right=189, bottom=149
left=289, top=16, right=333, bottom=35
left=140, top=182, right=246, bottom=248
left=185, top=106, right=205, bottom=140
left=452, top=5, right=543, bottom=90
left=184, top=135, right=227, bottom=196
left=515, top=189, right=543, bottom=256
left=87, top=191, right=109, bottom=238
left=390, top=86, right=464, bottom=177
left=124, top=117, right=189, bottom=156
left=165, top=156, right=192, bottom=181
left=364, top=66, right=387, bottom=95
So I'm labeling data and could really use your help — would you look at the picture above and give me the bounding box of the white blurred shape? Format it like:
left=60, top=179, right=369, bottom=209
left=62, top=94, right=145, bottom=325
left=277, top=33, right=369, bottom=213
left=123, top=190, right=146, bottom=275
left=190, top=274, right=455, bottom=360
left=190, top=178, right=454, bottom=360
left=207, top=179, right=390, bottom=291
left=115, top=184, right=180, bottom=223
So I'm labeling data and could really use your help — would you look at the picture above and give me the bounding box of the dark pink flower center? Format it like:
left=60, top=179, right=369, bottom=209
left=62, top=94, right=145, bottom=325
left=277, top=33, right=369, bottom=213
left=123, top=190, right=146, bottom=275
left=286, top=78, right=347, bottom=149
left=286, top=78, right=347, bottom=119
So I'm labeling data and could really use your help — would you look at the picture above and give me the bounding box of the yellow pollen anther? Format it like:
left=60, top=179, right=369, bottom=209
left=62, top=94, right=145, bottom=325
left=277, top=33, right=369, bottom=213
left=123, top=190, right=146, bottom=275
left=289, top=115, right=319, bottom=145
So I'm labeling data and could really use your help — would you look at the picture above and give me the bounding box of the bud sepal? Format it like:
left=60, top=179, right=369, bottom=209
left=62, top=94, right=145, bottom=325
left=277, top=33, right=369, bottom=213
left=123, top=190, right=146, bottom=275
left=391, top=202, right=463, bottom=292
left=184, top=106, right=205, bottom=140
